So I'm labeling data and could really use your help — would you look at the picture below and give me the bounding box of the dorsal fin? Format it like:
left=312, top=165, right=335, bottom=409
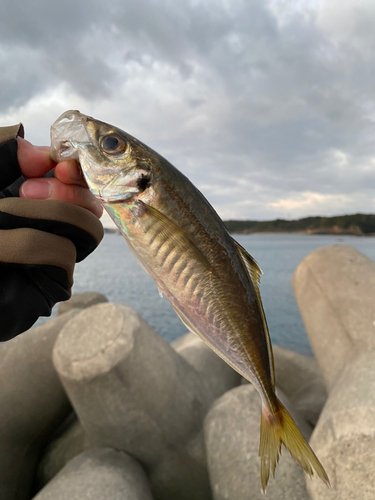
left=232, top=238, right=275, bottom=388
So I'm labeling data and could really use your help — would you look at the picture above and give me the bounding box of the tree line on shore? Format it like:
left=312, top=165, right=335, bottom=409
left=103, top=213, right=375, bottom=236
left=223, top=213, right=375, bottom=235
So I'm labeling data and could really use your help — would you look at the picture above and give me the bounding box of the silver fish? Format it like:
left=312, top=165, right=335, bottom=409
left=50, top=110, right=329, bottom=492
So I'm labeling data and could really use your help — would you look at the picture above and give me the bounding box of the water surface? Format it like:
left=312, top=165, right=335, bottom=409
left=38, top=233, right=375, bottom=357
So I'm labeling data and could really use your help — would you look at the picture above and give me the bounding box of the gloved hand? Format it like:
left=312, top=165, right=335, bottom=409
left=0, top=124, right=104, bottom=341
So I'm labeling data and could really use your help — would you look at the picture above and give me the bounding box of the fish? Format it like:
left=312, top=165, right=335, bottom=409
left=50, top=110, right=329, bottom=492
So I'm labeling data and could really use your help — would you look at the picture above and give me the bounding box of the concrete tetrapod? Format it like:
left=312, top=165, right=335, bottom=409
left=52, top=303, right=213, bottom=500
left=33, top=448, right=153, bottom=500
left=272, top=345, right=327, bottom=426
left=293, top=245, right=375, bottom=390
left=57, top=291, right=108, bottom=315
left=37, top=292, right=108, bottom=489
left=171, top=331, right=241, bottom=403
left=36, top=414, right=85, bottom=491
left=38, top=328, right=242, bottom=492
left=204, top=384, right=312, bottom=500
left=0, top=309, right=80, bottom=500
left=306, top=351, right=375, bottom=500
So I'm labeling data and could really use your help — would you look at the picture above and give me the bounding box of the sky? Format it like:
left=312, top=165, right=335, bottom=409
left=1, top=0, right=375, bottom=226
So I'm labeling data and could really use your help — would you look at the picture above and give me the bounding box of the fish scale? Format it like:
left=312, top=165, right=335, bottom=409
left=50, top=110, right=330, bottom=493
left=132, top=206, right=268, bottom=387
left=135, top=205, right=212, bottom=311
left=127, top=206, right=237, bottom=352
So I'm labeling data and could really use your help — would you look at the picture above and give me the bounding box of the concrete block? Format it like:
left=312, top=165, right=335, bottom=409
left=33, top=448, right=153, bottom=500
left=293, top=245, right=375, bottom=390
left=57, top=291, right=108, bottom=315
left=0, top=310, right=80, bottom=500
left=204, top=384, right=312, bottom=500
left=307, top=351, right=375, bottom=499
left=171, top=332, right=241, bottom=403
left=53, top=303, right=213, bottom=500
left=273, top=345, right=327, bottom=426
left=36, top=414, right=85, bottom=491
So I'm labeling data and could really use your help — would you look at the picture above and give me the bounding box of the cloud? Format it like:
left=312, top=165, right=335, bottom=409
left=1, top=0, right=375, bottom=220
left=269, top=191, right=353, bottom=212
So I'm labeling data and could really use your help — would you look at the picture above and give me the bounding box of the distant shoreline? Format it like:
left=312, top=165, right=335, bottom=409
left=230, top=231, right=375, bottom=237
left=104, top=212, right=375, bottom=237
left=224, top=213, right=375, bottom=237
left=227, top=229, right=375, bottom=237
left=104, top=227, right=374, bottom=237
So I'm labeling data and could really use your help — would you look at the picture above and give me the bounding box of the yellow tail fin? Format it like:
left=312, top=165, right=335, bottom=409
left=259, top=400, right=330, bottom=493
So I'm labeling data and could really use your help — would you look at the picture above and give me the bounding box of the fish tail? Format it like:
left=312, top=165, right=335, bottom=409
left=259, top=399, right=330, bottom=493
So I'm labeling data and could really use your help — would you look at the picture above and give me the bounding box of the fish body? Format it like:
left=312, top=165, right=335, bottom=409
left=50, top=110, right=329, bottom=491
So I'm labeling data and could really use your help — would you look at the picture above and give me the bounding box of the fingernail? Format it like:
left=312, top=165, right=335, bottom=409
left=21, top=180, right=53, bottom=199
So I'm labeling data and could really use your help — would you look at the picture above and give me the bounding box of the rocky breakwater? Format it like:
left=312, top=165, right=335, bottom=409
left=0, top=288, right=331, bottom=500
left=293, top=244, right=375, bottom=500
left=203, top=344, right=327, bottom=500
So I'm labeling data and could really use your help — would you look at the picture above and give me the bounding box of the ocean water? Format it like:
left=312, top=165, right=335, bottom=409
left=39, top=232, right=375, bottom=357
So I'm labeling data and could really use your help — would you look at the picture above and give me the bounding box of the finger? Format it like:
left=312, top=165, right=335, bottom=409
left=54, top=160, right=88, bottom=187
left=19, top=178, right=103, bottom=218
left=17, top=137, right=56, bottom=178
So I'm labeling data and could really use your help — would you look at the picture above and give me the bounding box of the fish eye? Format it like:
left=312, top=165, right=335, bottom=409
left=100, top=135, right=127, bottom=155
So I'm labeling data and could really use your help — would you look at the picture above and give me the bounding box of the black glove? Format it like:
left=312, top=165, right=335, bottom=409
left=0, top=125, right=104, bottom=341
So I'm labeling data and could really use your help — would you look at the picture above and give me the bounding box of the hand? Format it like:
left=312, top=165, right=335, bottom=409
left=17, top=137, right=103, bottom=218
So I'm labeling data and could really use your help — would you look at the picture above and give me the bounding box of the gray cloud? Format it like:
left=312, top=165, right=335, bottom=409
left=1, top=0, right=375, bottom=219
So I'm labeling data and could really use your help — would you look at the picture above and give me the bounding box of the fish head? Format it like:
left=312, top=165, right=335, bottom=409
left=50, top=110, right=154, bottom=204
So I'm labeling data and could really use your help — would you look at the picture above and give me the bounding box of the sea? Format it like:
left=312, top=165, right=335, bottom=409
left=36, top=232, right=375, bottom=357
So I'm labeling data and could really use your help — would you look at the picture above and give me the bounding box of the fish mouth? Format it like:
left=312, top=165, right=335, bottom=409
left=50, top=110, right=140, bottom=204
left=50, top=110, right=91, bottom=163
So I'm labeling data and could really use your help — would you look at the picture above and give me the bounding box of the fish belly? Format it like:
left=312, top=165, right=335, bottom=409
left=107, top=200, right=274, bottom=400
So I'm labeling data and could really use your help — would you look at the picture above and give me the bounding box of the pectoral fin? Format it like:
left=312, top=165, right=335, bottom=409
left=141, top=201, right=208, bottom=267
